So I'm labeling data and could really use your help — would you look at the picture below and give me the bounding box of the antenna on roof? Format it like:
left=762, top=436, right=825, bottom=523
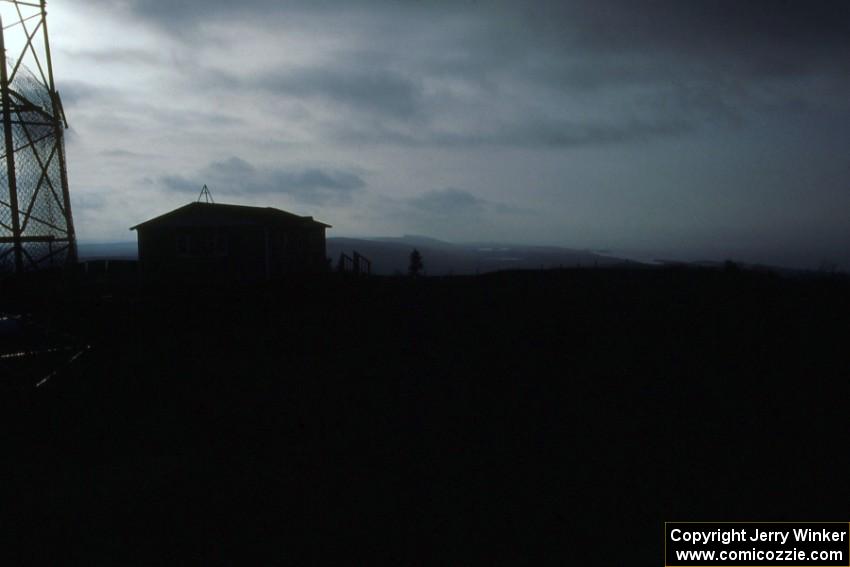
left=198, top=184, right=215, bottom=204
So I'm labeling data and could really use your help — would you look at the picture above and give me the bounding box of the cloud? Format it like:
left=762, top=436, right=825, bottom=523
left=82, top=0, right=850, bottom=44
left=58, top=80, right=112, bottom=107
left=160, top=157, right=366, bottom=205
left=256, top=67, right=423, bottom=120
left=71, top=192, right=108, bottom=211
left=564, top=1, right=850, bottom=56
left=92, top=1, right=850, bottom=77
left=73, top=0, right=848, bottom=150
left=409, top=188, right=485, bottom=216
left=61, top=48, right=164, bottom=67
left=329, top=113, right=696, bottom=149
left=405, top=188, right=529, bottom=218
left=87, top=0, right=279, bottom=27
left=101, top=149, right=150, bottom=158
left=371, top=187, right=534, bottom=242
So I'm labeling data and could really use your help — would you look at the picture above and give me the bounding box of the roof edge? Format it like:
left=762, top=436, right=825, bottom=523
left=130, top=202, right=332, bottom=230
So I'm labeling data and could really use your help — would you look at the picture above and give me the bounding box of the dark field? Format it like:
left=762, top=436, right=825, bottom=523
left=3, top=267, right=850, bottom=564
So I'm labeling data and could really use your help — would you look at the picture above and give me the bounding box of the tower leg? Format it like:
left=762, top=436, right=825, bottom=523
left=0, top=21, right=24, bottom=274
left=41, top=0, right=77, bottom=265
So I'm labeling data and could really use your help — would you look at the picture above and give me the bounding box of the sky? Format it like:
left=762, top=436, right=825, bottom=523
left=5, top=0, right=850, bottom=268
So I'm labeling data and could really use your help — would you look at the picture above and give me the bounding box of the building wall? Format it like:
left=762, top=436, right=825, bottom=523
left=137, top=223, right=327, bottom=281
left=267, top=225, right=327, bottom=276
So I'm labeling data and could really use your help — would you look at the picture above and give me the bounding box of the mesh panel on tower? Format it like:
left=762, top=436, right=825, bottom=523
left=0, top=60, right=73, bottom=273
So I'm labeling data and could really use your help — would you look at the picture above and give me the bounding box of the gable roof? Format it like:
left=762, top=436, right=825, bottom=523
left=130, top=202, right=331, bottom=231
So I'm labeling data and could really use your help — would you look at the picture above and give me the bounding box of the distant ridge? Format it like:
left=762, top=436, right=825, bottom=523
left=77, top=242, right=138, bottom=260
left=80, top=237, right=818, bottom=277
left=328, top=235, right=634, bottom=275
left=78, top=237, right=627, bottom=274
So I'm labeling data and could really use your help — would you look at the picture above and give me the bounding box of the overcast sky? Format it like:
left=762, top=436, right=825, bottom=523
left=7, top=1, right=850, bottom=268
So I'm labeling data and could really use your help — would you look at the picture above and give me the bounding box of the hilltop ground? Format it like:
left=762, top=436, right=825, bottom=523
left=2, top=267, right=849, bottom=564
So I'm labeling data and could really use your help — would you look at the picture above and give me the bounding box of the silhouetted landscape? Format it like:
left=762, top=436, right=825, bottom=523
left=78, top=237, right=631, bottom=274
left=79, top=237, right=818, bottom=277
left=3, top=265, right=850, bottom=563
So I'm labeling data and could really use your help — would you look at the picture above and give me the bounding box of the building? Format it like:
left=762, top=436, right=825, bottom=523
left=130, top=202, right=331, bottom=280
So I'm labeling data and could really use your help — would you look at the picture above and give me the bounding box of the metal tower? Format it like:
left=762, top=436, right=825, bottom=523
left=0, top=0, right=75, bottom=274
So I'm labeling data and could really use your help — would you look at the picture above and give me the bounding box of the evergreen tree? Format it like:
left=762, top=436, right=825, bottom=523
left=408, top=249, right=423, bottom=277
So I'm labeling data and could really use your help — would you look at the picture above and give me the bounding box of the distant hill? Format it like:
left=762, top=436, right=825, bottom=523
left=78, top=237, right=824, bottom=277
left=329, top=235, right=637, bottom=275
left=77, top=242, right=138, bottom=260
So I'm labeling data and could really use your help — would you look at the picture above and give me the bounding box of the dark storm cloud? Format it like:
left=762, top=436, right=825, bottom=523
left=564, top=1, right=850, bottom=55
left=332, top=115, right=695, bottom=148
left=93, top=0, right=850, bottom=66
left=76, top=0, right=850, bottom=149
left=86, top=0, right=850, bottom=35
left=160, top=157, right=365, bottom=206
left=202, top=57, right=700, bottom=148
